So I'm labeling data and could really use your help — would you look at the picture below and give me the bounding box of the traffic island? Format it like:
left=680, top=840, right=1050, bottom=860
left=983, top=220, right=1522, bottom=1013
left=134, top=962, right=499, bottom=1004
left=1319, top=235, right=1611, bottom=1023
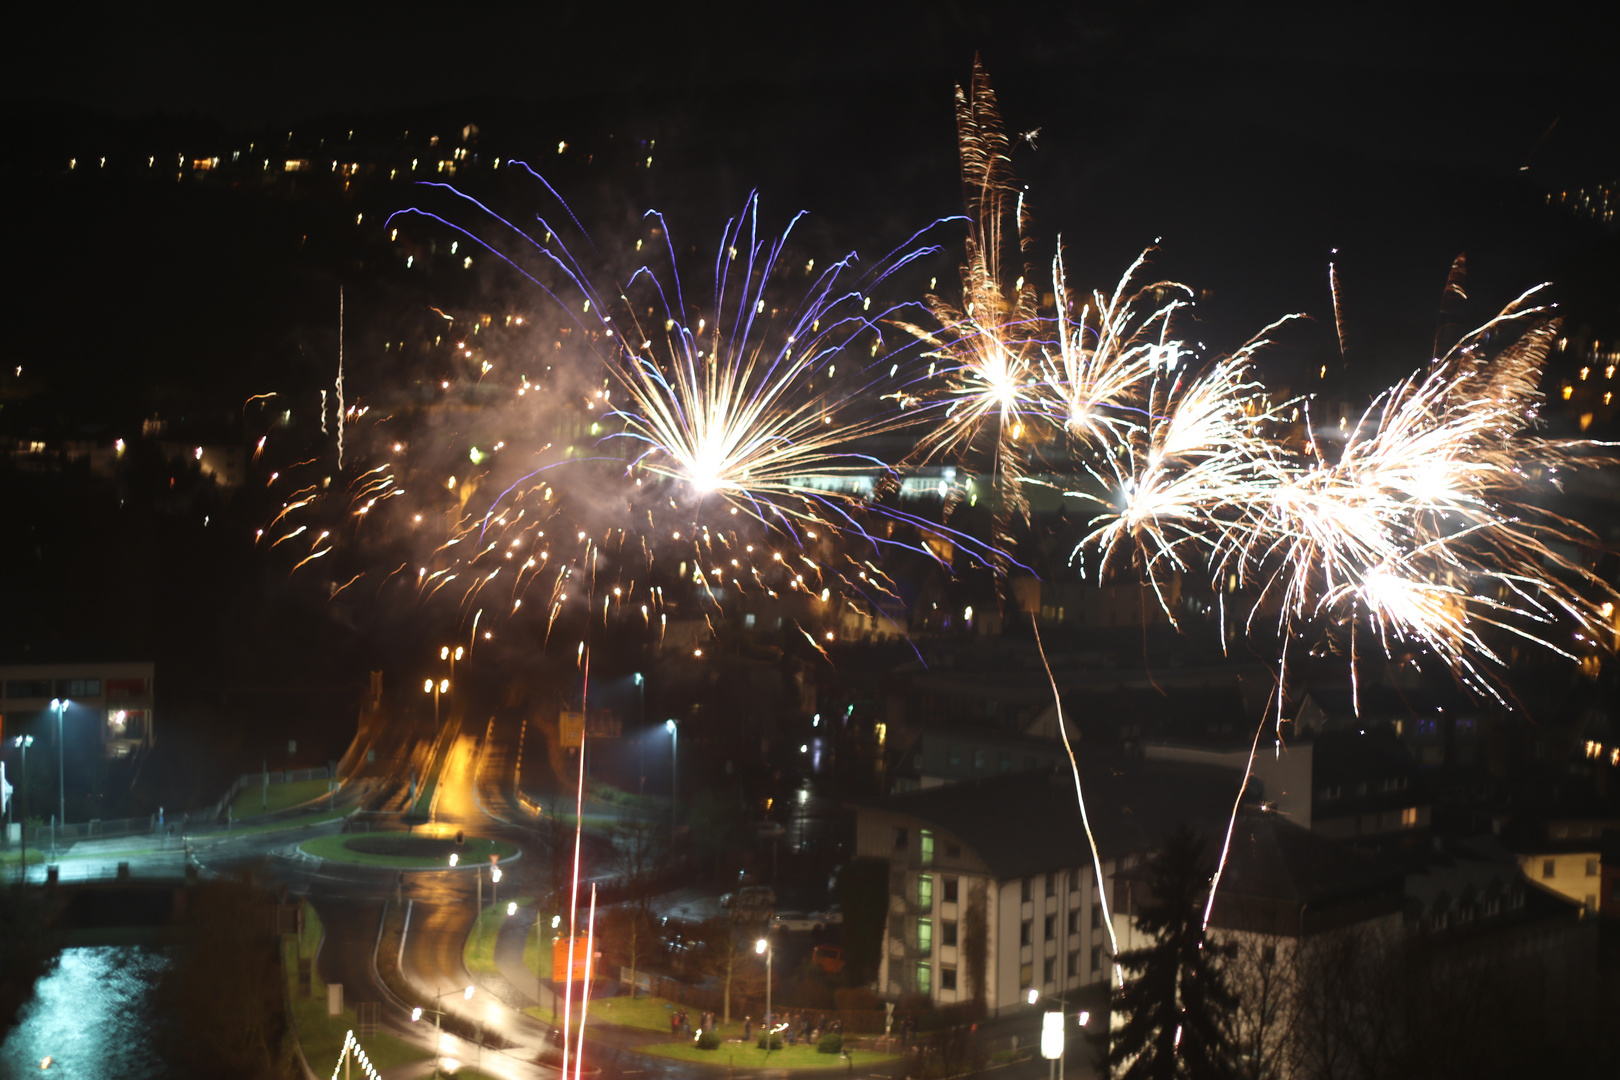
left=299, top=832, right=517, bottom=868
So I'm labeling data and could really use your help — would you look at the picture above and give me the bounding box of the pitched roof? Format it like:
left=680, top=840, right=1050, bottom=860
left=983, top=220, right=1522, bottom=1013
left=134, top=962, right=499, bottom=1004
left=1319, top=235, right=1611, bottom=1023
left=1213, top=807, right=1404, bottom=907
left=856, top=756, right=1241, bottom=880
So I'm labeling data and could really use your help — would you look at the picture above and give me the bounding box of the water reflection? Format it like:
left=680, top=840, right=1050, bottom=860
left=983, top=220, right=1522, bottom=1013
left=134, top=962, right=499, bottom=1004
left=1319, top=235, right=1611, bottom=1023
left=1, top=946, right=169, bottom=1078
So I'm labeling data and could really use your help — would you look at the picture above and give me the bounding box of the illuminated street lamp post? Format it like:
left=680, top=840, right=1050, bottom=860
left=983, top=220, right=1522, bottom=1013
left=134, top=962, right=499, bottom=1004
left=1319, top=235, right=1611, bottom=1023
left=440, top=645, right=463, bottom=715
left=412, top=983, right=474, bottom=1079
left=49, top=699, right=67, bottom=856
left=755, top=936, right=773, bottom=1050
left=425, top=678, right=450, bottom=729
left=12, top=736, right=32, bottom=880
left=665, top=719, right=678, bottom=839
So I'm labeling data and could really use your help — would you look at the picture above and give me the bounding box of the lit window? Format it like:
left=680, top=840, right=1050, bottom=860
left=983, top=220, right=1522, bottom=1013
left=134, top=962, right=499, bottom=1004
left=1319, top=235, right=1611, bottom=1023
left=1401, top=807, right=1418, bottom=827
left=917, top=918, right=932, bottom=952
left=918, top=875, right=933, bottom=909
left=1580, top=367, right=1590, bottom=381
left=916, top=961, right=931, bottom=994
left=920, top=829, right=935, bottom=865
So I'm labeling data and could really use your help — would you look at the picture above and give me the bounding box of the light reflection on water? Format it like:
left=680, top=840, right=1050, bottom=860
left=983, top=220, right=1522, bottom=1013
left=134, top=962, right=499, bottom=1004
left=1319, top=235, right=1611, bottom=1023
left=1, top=946, right=169, bottom=1079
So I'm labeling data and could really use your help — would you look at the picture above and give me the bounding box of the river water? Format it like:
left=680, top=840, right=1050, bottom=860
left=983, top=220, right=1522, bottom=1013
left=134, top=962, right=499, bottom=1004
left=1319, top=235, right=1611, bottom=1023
left=0, top=946, right=170, bottom=1078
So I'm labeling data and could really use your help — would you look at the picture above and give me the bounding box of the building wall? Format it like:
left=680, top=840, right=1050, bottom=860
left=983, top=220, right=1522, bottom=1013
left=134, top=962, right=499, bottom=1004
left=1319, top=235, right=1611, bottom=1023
left=859, top=806, right=1115, bottom=1016
left=1519, top=851, right=1604, bottom=913
left=0, top=662, right=156, bottom=757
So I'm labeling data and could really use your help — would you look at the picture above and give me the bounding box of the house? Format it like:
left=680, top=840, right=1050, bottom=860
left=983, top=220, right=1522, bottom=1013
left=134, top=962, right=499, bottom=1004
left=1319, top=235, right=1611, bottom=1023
left=852, top=760, right=1242, bottom=1015
left=888, top=725, right=1066, bottom=792
left=0, top=662, right=156, bottom=759
left=1498, top=813, right=1620, bottom=915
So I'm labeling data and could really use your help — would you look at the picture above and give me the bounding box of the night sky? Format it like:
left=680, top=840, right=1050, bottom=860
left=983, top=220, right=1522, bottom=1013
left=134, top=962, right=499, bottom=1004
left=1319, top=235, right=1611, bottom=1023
left=6, top=1, right=1616, bottom=384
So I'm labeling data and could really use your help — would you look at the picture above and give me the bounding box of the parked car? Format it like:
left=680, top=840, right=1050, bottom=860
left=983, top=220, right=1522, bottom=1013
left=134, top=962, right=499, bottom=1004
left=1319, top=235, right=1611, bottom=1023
left=771, top=910, right=826, bottom=933
left=809, top=906, right=843, bottom=926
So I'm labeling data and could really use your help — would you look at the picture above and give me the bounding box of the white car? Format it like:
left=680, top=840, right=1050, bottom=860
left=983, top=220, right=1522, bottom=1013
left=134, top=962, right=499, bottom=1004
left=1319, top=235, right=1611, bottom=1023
left=771, top=910, right=826, bottom=933
left=810, top=906, right=843, bottom=926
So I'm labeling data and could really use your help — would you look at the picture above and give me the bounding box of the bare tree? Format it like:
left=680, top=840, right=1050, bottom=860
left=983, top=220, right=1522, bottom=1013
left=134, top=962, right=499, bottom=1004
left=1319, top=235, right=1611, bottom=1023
left=1222, top=934, right=1294, bottom=1080
left=699, top=914, right=764, bottom=1024
left=610, top=816, right=666, bottom=915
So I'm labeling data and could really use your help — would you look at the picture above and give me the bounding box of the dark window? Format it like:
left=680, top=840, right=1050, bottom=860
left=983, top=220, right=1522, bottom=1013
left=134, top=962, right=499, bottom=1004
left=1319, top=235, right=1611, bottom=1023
left=1091, top=906, right=1101, bottom=930
left=5, top=680, right=51, bottom=699
left=1043, top=957, right=1055, bottom=983
left=940, top=967, right=957, bottom=992
left=1542, top=859, right=1556, bottom=879
left=942, top=921, right=957, bottom=947
left=943, top=876, right=959, bottom=903
left=1021, top=878, right=1032, bottom=903
left=1586, top=858, right=1599, bottom=877
left=973, top=750, right=986, bottom=771
left=1067, top=910, right=1077, bottom=934
left=1020, top=920, right=1031, bottom=946
left=945, top=840, right=961, bottom=858
left=63, top=678, right=100, bottom=696
left=999, top=753, right=1011, bottom=772
left=1261, top=945, right=1277, bottom=965
left=894, top=827, right=908, bottom=850
left=1044, top=915, right=1055, bottom=940
left=1090, top=946, right=1101, bottom=973
left=948, top=745, right=959, bottom=766
left=1067, top=952, right=1078, bottom=977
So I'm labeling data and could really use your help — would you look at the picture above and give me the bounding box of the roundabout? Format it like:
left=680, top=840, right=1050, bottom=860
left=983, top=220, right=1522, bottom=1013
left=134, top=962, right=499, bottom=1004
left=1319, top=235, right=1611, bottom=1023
left=300, top=831, right=519, bottom=868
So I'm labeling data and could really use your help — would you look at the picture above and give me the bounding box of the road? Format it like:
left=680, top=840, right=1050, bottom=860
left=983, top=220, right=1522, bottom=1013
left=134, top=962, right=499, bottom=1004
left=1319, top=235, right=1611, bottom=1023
left=20, top=704, right=929, bottom=1080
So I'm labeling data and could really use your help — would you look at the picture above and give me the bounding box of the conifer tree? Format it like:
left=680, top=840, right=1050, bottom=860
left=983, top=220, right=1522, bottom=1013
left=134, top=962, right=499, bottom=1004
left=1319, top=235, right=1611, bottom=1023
left=1107, top=827, right=1239, bottom=1080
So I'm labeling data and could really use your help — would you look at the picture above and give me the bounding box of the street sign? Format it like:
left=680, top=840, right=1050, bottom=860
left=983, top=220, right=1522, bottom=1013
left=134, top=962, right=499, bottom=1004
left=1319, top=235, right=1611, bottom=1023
left=552, top=934, right=592, bottom=983
left=560, top=711, right=585, bottom=748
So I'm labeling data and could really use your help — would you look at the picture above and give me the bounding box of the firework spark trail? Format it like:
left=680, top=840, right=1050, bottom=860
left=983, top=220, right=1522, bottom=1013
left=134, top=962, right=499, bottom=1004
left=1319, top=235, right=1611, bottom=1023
left=1220, top=290, right=1617, bottom=704
left=574, top=882, right=597, bottom=1080
left=1031, top=617, right=1123, bottom=988
left=897, top=58, right=1042, bottom=562
left=1034, top=244, right=1189, bottom=448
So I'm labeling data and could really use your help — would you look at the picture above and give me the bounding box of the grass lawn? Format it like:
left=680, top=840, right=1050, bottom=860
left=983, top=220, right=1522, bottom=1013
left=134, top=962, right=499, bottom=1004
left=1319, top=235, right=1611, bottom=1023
left=637, top=1038, right=897, bottom=1070
left=464, top=898, right=533, bottom=976
left=588, top=994, right=687, bottom=1033
left=586, top=778, right=668, bottom=812
left=224, top=808, right=348, bottom=838
left=523, top=917, right=547, bottom=978
left=231, top=778, right=335, bottom=820
left=0, top=848, right=45, bottom=866
left=300, top=832, right=518, bottom=868
left=285, top=904, right=430, bottom=1074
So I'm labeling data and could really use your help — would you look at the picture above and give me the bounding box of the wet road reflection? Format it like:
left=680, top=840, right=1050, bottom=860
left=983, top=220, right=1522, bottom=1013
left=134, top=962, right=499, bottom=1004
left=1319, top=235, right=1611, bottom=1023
left=0, top=946, right=169, bottom=1079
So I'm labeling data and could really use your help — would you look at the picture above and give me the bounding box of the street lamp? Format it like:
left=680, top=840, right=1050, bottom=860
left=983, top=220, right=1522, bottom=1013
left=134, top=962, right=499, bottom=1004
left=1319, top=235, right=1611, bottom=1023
left=665, top=719, right=678, bottom=838
left=425, top=678, right=450, bottom=728
left=440, top=646, right=463, bottom=711
left=11, top=736, right=32, bottom=879
left=755, top=936, right=773, bottom=1050
left=49, top=699, right=66, bottom=854
left=1041, top=1010, right=1065, bottom=1080
left=412, top=984, right=475, bottom=1079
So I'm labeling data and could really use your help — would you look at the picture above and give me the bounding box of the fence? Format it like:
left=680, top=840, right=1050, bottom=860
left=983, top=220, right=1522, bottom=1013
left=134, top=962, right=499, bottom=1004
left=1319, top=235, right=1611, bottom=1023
left=13, top=813, right=162, bottom=847
left=210, top=765, right=336, bottom=824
